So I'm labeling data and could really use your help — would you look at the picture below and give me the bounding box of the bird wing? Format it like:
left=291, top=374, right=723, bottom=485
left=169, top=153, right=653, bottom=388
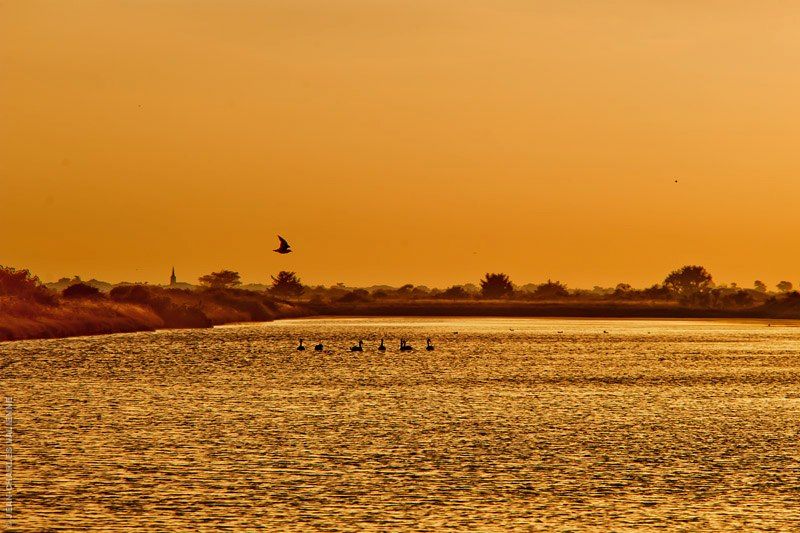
left=277, top=235, right=290, bottom=248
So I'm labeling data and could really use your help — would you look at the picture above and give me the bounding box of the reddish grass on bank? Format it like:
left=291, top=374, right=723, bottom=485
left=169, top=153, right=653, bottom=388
left=309, top=298, right=800, bottom=319
left=0, top=286, right=312, bottom=342
left=5, top=290, right=800, bottom=343
left=0, top=297, right=163, bottom=342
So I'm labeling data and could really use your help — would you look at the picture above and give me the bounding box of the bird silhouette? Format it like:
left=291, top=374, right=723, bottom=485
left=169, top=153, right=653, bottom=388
left=297, top=339, right=306, bottom=351
left=314, top=341, right=324, bottom=351
left=378, top=339, right=386, bottom=352
left=426, top=338, right=434, bottom=351
left=350, top=340, right=363, bottom=352
left=274, top=235, right=292, bottom=254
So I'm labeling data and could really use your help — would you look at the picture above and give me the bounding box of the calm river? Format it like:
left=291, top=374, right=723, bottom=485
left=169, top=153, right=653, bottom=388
left=2, top=318, right=799, bottom=531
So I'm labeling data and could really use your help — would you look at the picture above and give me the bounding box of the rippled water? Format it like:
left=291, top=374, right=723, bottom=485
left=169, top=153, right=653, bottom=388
left=2, top=317, right=800, bottom=531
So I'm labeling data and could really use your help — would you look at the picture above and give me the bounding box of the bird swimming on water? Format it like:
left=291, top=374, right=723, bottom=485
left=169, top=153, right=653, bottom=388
left=426, top=338, right=434, bottom=351
left=274, top=235, right=292, bottom=254
left=400, top=339, right=413, bottom=352
left=351, top=340, right=363, bottom=352
left=378, top=339, right=386, bottom=351
left=314, top=341, right=324, bottom=351
left=297, top=339, right=305, bottom=351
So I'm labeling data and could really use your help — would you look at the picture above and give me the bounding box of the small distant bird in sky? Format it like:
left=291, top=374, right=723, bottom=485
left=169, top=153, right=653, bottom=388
left=674, top=178, right=679, bottom=183
left=274, top=235, right=292, bottom=254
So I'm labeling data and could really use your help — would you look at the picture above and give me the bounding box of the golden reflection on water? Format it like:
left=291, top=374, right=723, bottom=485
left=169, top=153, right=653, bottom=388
left=2, top=318, right=800, bottom=531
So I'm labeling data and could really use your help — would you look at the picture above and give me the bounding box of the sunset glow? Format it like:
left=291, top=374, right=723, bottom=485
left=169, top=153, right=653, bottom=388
left=4, top=1, right=800, bottom=287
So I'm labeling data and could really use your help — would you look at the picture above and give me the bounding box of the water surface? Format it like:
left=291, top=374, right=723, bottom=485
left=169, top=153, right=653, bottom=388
left=2, top=318, right=800, bottom=531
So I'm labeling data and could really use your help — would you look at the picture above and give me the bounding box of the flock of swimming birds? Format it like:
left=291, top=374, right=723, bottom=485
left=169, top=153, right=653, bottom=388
left=296, top=338, right=435, bottom=352
left=275, top=235, right=437, bottom=353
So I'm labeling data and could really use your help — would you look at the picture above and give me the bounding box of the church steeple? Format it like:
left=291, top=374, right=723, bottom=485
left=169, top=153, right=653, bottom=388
left=170, top=267, right=177, bottom=286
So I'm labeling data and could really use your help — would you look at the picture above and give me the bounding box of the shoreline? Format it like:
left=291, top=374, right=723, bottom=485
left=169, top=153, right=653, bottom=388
left=307, top=299, right=800, bottom=320
left=4, top=298, right=800, bottom=343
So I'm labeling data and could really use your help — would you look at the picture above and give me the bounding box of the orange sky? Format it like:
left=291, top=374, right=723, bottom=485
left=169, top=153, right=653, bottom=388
left=3, top=1, right=800, bottom=289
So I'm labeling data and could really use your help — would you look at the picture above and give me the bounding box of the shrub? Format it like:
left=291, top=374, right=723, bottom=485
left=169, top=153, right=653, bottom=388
left=109, top=284, right=152, bottom=304
left=198, top=270, right=241, bottom=288
left=440, top=285, right=469, bottom=299
left=480, top=273, right=514, bottom=299
left=777, top=281, right=794, bottom=293
left=337, top=289, right=370, bottom=303
left=62, top=283, right=102, bottom=300
left=613, top=283, right=632, bottom=297
left=664, top=265, right=713, bottom=300
left=270, top=271, right=304, bottom=297
left=532, top=280, right=569, bottom=299
left=0, top=265, right=57, bottom=305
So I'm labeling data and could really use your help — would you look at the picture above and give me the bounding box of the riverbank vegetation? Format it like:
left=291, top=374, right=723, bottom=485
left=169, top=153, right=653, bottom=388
left=0, top=267, right=308, bottom=341
left=3, top=264, right=800, bottom=341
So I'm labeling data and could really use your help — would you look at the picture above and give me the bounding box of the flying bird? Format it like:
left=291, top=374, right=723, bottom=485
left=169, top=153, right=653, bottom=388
left=274, top=235, right=292, bottom=254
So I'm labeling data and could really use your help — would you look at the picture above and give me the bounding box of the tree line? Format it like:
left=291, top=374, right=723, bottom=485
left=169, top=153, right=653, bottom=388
left=1, top=263, right=797, bottom=311
left=191, top=265, right=798, bottom=309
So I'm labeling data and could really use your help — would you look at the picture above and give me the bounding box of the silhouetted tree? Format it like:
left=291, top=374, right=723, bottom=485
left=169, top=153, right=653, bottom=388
left=754, top=280, right=767, bottom=293
left=0, top=265, right=56, bottom=304
left=440, top=285, right=469, bottom=299
left=62, top=283, right=101, bottom=300
left=532, top=279, right=569, bottom=299
left=199, top=270, right=241, bottom=289
left=613, top=283, right=632, bottom=298
left=664, top=265, right=713, bottom=300
left=480, top=273, right=514, bottom=298
left=777, top=281, right=794, bottom=293
left=270, top=271, right=304, bottom=297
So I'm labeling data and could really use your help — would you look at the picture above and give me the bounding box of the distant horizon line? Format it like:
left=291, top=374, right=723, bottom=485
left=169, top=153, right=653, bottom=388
left=40, top=275, right=788, bottom=293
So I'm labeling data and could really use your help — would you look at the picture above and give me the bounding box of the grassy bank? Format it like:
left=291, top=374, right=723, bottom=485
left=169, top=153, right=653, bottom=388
left=5, top=267, right=800, bottom=342
left=0, top=286, right=310, bottom=342
left=310, top=298, right=800, bottom=320
left=0, top=297, right=164, bottom=341
left=5, top=294, right=800, bottom=342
